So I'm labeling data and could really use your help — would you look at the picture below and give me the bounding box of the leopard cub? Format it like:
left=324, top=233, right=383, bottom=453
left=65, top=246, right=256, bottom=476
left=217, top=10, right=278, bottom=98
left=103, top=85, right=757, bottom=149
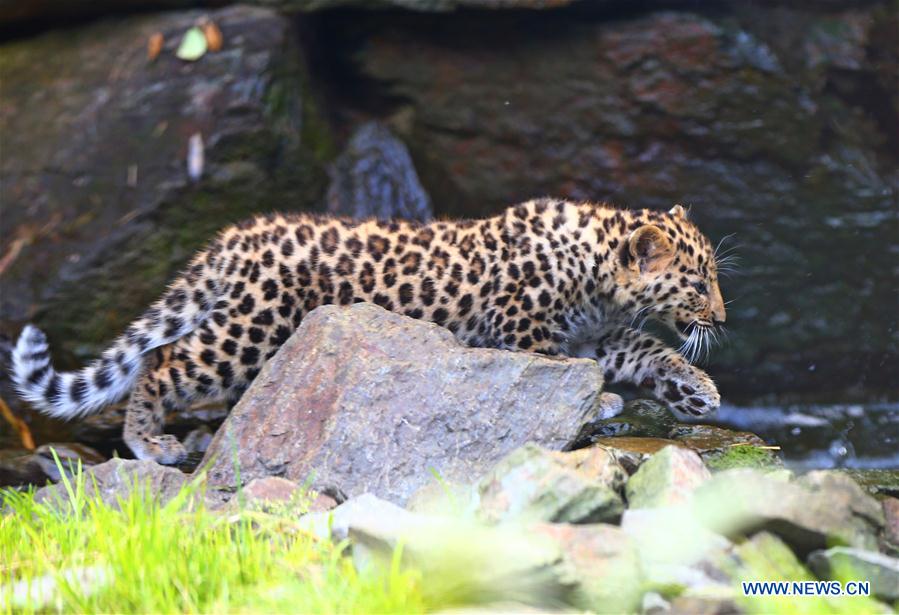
left=13, top=199, right=727, bottom=464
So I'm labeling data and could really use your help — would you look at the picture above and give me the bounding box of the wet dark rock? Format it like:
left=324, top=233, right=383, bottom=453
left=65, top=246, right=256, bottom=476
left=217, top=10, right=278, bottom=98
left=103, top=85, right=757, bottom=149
left=588, top=437, right=686, bottom=474
left=0, top=5, right=330, bottom=441
left=669, top=425, right=765, bottom=451
left=351, top=5, right=898, bottom=401
left=808, top=547, right=899, bottom=601
left=181, top=425, right=214, bottom=457
left=574, top=400, right=779, bottom=477
left=32, top=443, right=106, bottom=483
left=477, top=444, right=626, bottom=524
left=668, top=425, right=781, bottom=472
left=201, top=303, right=609, bottom=504
left=0, top=1, right=191, bottom=28
left=33, top=458, right=188, bottom=510
left=575, top=400, right=780, bottom=472
left=0, top=449, right=47, bottom=487
left=326, top=122, right=432, bottom=221
left=0, top=443, right=105, bottom=487
left=573, top=399, right=678, bottom=444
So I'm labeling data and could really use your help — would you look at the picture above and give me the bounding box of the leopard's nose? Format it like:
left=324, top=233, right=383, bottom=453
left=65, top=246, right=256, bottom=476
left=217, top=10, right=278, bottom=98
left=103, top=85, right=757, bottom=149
left=710, top=301, right=726, bottom=325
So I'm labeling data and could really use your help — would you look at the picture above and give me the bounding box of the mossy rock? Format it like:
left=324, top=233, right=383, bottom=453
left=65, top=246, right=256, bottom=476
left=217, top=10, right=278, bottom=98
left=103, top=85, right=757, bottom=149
left=703, top=443, right=783, bottom=472
left=0, top=6, right=333, bottom=387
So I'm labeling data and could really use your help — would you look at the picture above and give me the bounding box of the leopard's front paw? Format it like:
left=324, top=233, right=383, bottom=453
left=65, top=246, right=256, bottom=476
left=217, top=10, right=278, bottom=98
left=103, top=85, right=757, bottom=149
left=655, top=364, right=720, bottom=419
left=596, top=391, right=624, bottom=419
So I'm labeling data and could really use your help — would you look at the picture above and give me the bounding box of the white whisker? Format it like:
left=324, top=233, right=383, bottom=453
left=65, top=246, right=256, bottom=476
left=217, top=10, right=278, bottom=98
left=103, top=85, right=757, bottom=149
left=677, top=320, right=723, bottom=365
left=715, top=243, right=741, bottom=259
left=630, top=305, right=652, bottom=329
left=714, top=233, right=736, bottom=257
left=637, top=312, right=652, bottom=331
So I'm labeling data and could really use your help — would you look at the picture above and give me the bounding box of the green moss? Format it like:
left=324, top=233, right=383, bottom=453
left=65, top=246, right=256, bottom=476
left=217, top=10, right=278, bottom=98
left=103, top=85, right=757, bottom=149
left=300, top=89, right=337, bottom=164
left=704, top=445, right=781, bottom=472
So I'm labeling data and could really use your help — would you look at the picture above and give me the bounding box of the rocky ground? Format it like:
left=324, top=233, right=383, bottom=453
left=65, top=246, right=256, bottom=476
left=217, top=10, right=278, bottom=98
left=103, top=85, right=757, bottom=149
left=18, top=304, right=899, bottom=612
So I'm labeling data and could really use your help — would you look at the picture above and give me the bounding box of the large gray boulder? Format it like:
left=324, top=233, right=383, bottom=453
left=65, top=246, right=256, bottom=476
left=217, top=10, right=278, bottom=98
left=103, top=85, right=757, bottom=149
left=201, top=303, right=608, bottom=504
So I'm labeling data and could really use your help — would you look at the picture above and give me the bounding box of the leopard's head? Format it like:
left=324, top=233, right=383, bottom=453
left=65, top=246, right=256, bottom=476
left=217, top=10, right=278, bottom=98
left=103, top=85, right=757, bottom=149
left=619, top=204, right=728, bottom=362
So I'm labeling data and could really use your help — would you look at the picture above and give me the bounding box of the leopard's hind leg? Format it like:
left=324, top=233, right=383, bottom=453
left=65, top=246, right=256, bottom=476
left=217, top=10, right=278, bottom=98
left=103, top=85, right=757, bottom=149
left=123, top=320, right=262, bottom=464
left=123, top=347, right=192, bottom=464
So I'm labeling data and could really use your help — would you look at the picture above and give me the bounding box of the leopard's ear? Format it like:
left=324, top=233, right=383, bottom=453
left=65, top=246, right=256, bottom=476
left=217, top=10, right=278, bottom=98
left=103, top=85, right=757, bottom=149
left=668, top=204, right=687, bottom=218
left=628, top=225, right=674, bottom=273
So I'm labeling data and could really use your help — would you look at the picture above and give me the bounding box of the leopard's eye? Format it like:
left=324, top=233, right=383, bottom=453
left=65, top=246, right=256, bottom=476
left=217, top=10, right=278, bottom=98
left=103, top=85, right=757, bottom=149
left=692, top=281, right=708, bottom=295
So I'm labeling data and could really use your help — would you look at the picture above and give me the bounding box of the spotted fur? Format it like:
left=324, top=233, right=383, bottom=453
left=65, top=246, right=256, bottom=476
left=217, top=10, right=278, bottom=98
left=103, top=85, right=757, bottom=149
left=12, top=199, right=727, bottom=464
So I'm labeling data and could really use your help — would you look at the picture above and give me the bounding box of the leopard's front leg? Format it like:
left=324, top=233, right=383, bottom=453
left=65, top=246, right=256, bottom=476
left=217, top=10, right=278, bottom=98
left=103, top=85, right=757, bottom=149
left=575, top=327, right=720, bottom=419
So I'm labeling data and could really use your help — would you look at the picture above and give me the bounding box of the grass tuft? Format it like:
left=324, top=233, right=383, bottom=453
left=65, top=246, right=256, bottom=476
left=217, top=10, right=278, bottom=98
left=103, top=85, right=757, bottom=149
left=0, top=467, right=424, bottom=613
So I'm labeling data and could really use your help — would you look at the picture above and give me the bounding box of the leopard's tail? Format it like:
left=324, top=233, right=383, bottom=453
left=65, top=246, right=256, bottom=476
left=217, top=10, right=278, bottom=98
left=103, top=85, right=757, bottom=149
left=12, top=251, right=224, bottom=419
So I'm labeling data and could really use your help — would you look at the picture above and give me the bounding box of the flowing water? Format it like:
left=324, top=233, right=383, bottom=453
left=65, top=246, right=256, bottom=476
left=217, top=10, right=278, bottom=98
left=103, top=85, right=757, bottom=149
left=716, top=402, right=899, bottom=470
